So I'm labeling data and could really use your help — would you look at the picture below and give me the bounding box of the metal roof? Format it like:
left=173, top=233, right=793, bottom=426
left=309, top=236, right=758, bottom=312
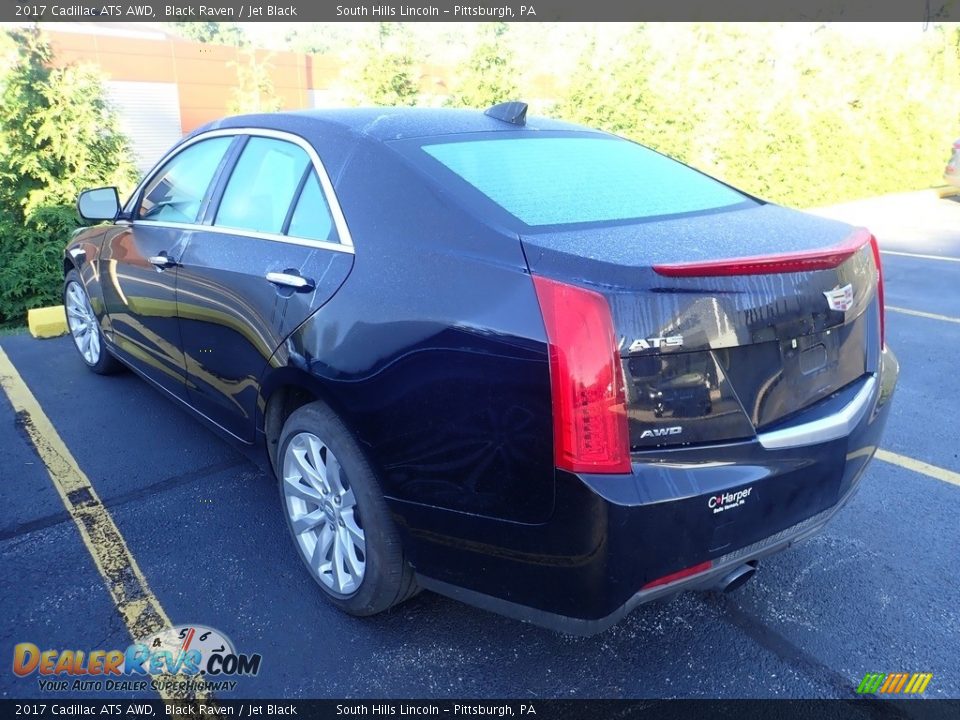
left=200, top=106, right=588, bottom=142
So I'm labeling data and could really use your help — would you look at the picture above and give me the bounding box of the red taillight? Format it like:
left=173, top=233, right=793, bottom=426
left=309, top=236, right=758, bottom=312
left=532, top=275, right=630, bottom=474
left=652, top=228, right=873, bottom=277
left=642, top=560, right=713, bottom=590
left=868, top=233, right=885, bottom=348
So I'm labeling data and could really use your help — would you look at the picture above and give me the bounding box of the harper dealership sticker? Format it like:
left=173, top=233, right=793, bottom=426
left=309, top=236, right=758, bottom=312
left=12, top=624, right=261, bottom=694
left=708, top=486, right=753, bottom=514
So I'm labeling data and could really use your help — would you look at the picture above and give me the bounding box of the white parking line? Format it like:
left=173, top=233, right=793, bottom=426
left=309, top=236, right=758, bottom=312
left=881, top=249, right=960, bottom=263
left=887, top=306, right=960, bottom=325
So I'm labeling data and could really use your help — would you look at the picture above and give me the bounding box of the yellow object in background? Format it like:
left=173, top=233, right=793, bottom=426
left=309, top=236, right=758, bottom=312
left=27, top=305, right=68, bottom=338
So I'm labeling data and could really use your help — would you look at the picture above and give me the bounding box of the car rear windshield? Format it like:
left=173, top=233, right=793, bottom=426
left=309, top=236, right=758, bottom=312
left=421, top=136, right=754, bottom=228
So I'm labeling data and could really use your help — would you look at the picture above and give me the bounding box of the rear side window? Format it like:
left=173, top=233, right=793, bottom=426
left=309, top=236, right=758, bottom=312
left=138, top=137, right=232, bottom=223
left=287, top=171, right=338, bottom=243
left=421, top=137, right=752, bottom=228
left=216, top=137, right=311, bottom=234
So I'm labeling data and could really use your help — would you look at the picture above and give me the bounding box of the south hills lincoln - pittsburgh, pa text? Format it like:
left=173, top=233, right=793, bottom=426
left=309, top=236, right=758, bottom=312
left=336, top=5, right=537, bottom=17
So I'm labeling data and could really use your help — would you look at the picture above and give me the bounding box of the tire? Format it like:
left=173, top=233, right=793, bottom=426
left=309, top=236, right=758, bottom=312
left=277, top=400, right=419, bottom=616
left=63, top=269, right=122, bottom=375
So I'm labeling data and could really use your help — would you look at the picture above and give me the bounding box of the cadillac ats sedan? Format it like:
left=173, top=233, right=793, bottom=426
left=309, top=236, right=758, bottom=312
left=65, top=103, right=898, bottom=635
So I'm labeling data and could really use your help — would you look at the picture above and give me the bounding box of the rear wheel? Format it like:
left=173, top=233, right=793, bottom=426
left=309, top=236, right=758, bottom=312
left=277, top=400, right=418, bottom=616
left=63, top=270, right=122, bottom=375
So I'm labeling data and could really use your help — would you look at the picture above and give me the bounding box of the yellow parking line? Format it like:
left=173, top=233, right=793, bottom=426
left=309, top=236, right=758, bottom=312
left=887, top=306, right=960, bottom=325
left=875, top=449, right=960, bottom=488
left=881, top=250, right=960, bottom=263
left=0, top=347, right=205, bottom=701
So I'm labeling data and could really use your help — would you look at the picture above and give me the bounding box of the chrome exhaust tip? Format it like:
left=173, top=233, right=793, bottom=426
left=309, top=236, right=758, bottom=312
left=713, top=562, right=757, bottom=594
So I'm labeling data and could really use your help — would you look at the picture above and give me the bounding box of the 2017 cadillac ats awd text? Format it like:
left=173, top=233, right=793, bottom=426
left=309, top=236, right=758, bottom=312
left=65, top=103, right=898, bottom=634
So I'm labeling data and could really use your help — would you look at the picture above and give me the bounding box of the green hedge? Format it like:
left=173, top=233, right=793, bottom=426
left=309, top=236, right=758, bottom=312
left=555, top=24, right=960, bottom=208
left=0, top=27, right=135, bottom=328
left=0, top=206, right=80, bottom=323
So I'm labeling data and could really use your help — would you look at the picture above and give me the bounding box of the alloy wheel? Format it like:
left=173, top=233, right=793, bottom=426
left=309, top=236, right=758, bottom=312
left=65, top=281, right=101, bottom=366
left=282, top=432, right=366, bottom=595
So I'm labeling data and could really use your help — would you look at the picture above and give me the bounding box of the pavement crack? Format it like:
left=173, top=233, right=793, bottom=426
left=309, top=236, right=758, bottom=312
left=713, top=600, right=933, bottom=711
left=712, top=594, right=860, bottom=698
left=0, top=456, right=251, bottom=542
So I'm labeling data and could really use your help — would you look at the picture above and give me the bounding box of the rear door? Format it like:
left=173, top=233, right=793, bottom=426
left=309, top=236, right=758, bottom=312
left=176, top=130, right=354, bottom=442
left=100, top=135, right=235, bottom=398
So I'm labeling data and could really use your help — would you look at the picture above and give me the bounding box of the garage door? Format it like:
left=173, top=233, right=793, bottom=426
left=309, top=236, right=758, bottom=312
left=105, top=81, right=183, bottom=177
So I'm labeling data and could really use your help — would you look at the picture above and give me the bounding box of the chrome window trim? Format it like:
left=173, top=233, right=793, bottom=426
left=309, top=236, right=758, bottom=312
left=128, top=127, right=354, bottom=252
left=757, top=375, right=878, bottom=450
left=128, top=220, right=353, bottom=255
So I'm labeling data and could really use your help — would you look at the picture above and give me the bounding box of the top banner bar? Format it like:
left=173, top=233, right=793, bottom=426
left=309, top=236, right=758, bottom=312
left=2, top=0, right=958, bottom=22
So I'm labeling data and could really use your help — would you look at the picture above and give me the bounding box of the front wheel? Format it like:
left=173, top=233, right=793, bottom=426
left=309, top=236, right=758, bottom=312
left=277, top=400, right=419, bottom=616
left=63, top=269, right=122, bottom=375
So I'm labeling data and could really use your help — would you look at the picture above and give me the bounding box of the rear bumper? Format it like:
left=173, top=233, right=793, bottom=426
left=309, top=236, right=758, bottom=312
left=418, top=478, right=861, bottom=635
left=407, top=347, right=899, bottom=636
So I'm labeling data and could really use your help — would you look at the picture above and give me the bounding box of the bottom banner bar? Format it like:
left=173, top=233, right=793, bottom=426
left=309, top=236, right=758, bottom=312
left=2, top=699, right=958, bottom=720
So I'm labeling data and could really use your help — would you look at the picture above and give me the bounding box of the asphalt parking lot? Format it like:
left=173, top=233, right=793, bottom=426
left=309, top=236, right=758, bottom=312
left=1, top=191, right=958, bottom=700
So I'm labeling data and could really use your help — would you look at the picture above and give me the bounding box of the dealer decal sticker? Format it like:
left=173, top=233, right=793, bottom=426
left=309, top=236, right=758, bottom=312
left=707, top=486, right=753, bottom=514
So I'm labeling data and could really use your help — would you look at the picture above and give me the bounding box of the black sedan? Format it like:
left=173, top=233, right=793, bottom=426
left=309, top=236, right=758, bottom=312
left=66, top=103, right=898, bottom=635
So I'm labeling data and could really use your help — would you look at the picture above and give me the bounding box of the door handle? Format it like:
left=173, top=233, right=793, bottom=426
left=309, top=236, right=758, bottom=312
left=266, top=272, right=315, bottom=291
left=148, top=254, right=177, bottom=268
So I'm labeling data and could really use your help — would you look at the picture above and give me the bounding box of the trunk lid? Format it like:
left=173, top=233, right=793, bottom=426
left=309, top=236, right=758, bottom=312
left=522, top=204, right=881, bottom=450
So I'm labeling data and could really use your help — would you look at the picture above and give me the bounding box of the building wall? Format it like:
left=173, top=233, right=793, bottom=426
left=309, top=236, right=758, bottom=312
left=46, top=29, right=317, bottom=133
left=44, top=27, right=559, bottom=174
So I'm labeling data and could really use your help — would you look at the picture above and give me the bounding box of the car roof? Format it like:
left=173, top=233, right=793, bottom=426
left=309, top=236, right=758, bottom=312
left=195, top=106, right=592, bottom=143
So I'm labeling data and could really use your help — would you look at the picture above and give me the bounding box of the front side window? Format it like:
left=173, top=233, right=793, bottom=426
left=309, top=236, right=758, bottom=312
left=216, top=137, right=311, bottom=234
left=138, top=137, right=233, bottom=223
left=421, top=136, right=754, bottom=228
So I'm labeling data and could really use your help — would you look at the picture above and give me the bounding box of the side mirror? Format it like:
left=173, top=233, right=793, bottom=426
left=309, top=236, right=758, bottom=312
left=77, top=187, right=121, bottom=222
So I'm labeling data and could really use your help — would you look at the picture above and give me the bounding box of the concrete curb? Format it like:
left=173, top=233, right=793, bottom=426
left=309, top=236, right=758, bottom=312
left=28, top=305, right=68, bottom=339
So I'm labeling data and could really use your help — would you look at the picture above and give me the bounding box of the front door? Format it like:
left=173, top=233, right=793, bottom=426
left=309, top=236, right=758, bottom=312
left=100, top=135, right=235, bottom=398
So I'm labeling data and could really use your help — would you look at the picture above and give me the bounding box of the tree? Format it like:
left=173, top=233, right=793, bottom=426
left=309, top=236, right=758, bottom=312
left=445, top=23, right=518, bottom=109
left=283, top=24, right=354, bottom=55
left=556, top=23, right=960, bottom=208
left=556, top=26, right=680, bottom=149
left=353, top=23, right=420, bottom=107
left=0, top=28, right=136, bottom=222
left=228, top=50, right=282, bottom=115
left=360, top=52, right=419, bottom=107
left=165, top=22, right=248, bottom=47
left=0, top=27, right=137, bottom=324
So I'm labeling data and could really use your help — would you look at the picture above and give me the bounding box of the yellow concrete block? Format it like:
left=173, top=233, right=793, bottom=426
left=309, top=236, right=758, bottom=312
left=28, top=305, right=68, bottom=339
